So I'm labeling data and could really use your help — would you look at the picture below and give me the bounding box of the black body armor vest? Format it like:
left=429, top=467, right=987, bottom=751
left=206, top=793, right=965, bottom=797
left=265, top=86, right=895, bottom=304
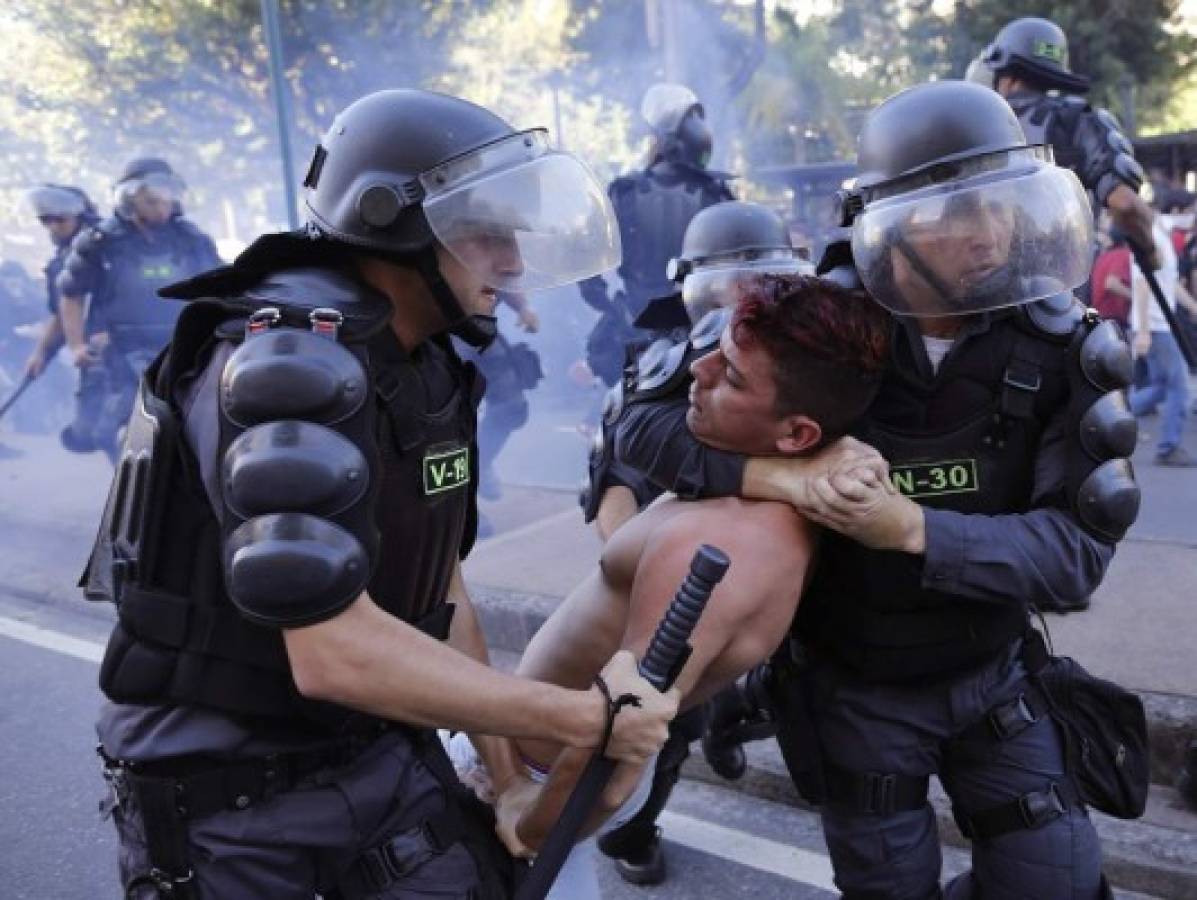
left=85, top=261, right=480, bottom=735
left=798, top=310, right=1071, bottom=681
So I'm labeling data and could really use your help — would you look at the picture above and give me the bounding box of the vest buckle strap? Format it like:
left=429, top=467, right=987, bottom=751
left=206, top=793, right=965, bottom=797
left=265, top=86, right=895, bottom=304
left=987, top=691, right=1042, bottom=741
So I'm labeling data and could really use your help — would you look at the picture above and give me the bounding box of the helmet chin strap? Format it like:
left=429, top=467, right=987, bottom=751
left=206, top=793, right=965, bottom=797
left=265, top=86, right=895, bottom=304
left=415, top=249, right=498, bottom=349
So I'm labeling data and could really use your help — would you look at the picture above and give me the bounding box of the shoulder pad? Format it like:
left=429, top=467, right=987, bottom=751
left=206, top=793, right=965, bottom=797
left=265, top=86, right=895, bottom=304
left=70, top=224, right=108, bottom=257
left=221, top=327, right=369, bottom=427
left=1079, top=318, right=1133, bottom=391
left=608, top=174, right=638, bottom=198
left=1021, top=292, right=1085, bottom=337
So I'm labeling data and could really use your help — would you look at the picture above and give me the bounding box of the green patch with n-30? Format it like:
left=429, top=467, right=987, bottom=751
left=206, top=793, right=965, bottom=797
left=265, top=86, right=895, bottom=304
left=423, top=445, right=470, bottom=495
left=889, top=459, right=979, bottom=499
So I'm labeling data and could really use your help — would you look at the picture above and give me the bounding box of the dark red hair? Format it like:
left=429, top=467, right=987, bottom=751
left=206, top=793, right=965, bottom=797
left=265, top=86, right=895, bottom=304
left=731, top=274, right=890, bottom=438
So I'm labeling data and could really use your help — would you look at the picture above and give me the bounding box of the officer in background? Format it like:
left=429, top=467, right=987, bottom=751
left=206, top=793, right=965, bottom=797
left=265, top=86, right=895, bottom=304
left=609, top=81, right=1139, bottom=898
left=23, top=185, right=101, bottom=381
left=577, top=83, right=734, bottom=388
left=584, top=200, right=811, bottom=886
left=966, top=16, right=1158, bottom=271
left=452, top=291, right=543, bottom=508
left=86, top=89, right=677, bottom=899
left=57, top=157, right=221, bottom=462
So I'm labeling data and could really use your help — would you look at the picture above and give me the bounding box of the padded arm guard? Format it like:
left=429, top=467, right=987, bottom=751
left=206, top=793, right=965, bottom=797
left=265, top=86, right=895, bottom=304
left=56, top=225, right=105, bottom=299
left=218, top=322, right=381, bottom=627
left=1062, top=316, right=1141, bottom=541
left=1073, top=106, right=1145, bottom=206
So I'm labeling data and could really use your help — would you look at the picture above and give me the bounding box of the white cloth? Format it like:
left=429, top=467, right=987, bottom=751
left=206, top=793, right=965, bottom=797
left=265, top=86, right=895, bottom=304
left=440, top=731, right=656, bottom=900
left=921, top=335, right=955, bottom=374
left=1130, top=220, right=1180, bottom=333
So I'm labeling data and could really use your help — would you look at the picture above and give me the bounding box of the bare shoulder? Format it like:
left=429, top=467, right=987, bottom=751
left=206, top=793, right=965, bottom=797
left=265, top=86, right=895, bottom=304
left=659, top=497, right=813, bottom=578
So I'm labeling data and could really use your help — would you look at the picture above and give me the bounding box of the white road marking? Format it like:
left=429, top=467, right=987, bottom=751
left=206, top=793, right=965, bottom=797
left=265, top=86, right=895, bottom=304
left=659, top=809, right=838, bottom=891
left=0, top=612, right=841, bottom=891
left=0, top=615, right=105, bottom=663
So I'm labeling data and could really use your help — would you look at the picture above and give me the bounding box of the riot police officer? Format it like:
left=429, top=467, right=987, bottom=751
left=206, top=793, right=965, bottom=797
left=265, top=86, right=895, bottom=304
left=966, top=16, right=1157, bottom=269
left=583, top=200, right=811, bottom=885
left=608, top=81, right=1139, bottom=898
left=56, top=158, right=221, bottom=461
left=24, top=184, right=100, bottom=382
left=86, top=89, right=677, bottom=899
left=577, top=83, right=734, bottom=388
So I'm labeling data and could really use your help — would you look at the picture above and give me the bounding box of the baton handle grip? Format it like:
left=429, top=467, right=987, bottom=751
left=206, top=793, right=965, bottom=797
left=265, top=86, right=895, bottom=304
left=638, top=544, right=729, bottom=692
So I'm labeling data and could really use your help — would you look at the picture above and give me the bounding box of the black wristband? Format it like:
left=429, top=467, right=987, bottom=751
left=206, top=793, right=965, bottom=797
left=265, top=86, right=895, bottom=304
left=592, top=673, right=643, bottom=757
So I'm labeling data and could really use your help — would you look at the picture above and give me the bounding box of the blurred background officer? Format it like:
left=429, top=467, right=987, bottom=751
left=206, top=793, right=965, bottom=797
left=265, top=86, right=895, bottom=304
left=577, top=83, right=734, bottom=388
left=56, top=157, right=220, bottom=461
left=23, top=185, right=100, bottom=382
left=453, top=291, right=543, bottom=514
left=967, top=16, right=1158, bottom=273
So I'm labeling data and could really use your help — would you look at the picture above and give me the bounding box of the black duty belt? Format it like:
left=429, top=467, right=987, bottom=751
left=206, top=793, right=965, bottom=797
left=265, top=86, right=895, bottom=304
left=99, top=726, right=398, bottom=822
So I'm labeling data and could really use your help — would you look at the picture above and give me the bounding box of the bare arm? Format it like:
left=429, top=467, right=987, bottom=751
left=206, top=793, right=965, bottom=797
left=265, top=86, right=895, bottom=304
left=59, top=293, right=96, bottom=366
left=283, top=592, right=675, bottom=763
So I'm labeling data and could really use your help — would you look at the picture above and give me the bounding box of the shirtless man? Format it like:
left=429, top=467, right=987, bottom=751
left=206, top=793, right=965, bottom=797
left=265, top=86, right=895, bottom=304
left=490, top=274, right=891, bottom=874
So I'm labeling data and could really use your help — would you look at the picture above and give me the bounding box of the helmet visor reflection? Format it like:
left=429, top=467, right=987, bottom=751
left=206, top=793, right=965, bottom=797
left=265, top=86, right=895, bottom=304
left=851, top=160, right=1092, bottom=317
left=681, top=258, right=812, bottom=324
left=422, top=134, right=620, bottom=293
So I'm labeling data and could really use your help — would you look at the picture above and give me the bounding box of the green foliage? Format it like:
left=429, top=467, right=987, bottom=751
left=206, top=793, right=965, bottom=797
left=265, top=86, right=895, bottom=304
left=1, top=0, right=1194, bottom=274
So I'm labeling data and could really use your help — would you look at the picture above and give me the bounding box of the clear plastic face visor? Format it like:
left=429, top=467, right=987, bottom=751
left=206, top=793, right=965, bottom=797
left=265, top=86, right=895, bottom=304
left=681, top=254, right=812, bottom=324
left=421, top=129, right=621, bottom=293
left=850, top=151, right=1093, bottom=318
left=115, top=171, right=186, bottom=209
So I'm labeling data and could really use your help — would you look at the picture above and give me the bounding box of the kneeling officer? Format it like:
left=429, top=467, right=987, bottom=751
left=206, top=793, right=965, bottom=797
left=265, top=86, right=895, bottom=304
left=85, top=89, right=678, bottom=899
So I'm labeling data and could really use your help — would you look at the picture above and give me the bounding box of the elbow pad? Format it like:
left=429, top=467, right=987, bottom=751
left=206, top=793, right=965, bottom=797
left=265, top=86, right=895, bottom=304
left=1075, top=107, right=1145, bottom=204
left=218, top=317, right=380, bottom=627
left=1064, top=317, right=1141, bottom=541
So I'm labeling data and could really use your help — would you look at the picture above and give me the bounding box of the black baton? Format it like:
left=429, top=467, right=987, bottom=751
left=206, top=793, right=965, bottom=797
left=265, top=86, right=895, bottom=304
left=1127, top=239, right=1197, bottom=369
left=514, top=544, right=730, bottom=900
left=0, top=374, right=34, bottom=423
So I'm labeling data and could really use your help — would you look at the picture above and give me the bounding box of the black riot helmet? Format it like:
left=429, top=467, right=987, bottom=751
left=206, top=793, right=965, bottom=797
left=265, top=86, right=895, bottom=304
left=966, top=17, right=1090, bottom=94
left=641, top=83, right=714, bottom=169
left=303, top=89, right=620, bottom=346
left=843, top=80, right=1093, bottom=318
left=667, top=201, right=811, bottom=323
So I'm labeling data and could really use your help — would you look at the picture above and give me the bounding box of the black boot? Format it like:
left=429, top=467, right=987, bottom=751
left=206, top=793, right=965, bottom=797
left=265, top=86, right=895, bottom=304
left=597, top=823, right=666, bottom=885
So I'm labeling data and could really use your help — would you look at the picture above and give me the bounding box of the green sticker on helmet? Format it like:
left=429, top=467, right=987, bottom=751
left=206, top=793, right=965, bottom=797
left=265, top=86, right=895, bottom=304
left=889, top=459, right=979, bottom=499
left=1033, top=40, right=1064, bottom=63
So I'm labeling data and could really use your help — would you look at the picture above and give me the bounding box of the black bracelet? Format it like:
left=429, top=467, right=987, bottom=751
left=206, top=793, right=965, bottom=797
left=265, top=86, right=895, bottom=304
left=592, top=674, right=643, bottom=757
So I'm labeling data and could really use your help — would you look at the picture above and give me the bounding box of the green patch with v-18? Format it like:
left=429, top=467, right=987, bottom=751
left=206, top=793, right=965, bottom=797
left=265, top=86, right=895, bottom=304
left=889, top=459, right=979, bottom=498
left=423, top=445, right=470, bottom=495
